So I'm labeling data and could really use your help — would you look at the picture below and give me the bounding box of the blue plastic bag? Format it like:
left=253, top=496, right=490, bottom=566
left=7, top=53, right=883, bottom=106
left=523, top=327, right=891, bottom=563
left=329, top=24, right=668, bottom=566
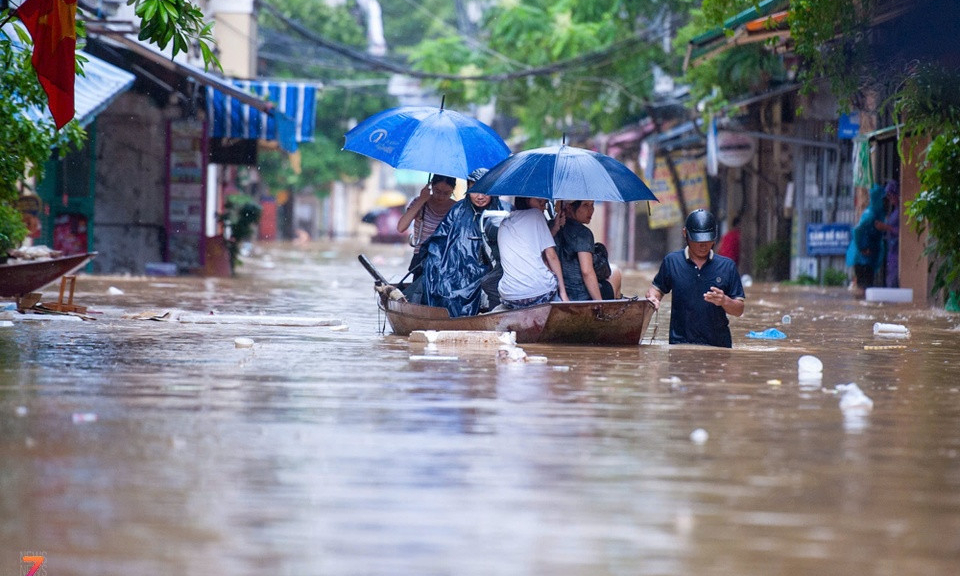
left=746, top=328, right=787, bottom=339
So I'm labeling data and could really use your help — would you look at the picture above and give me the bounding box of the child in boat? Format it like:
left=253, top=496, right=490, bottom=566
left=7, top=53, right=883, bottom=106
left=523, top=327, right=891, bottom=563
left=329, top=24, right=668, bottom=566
left=496, top=197, right=569, bottom=309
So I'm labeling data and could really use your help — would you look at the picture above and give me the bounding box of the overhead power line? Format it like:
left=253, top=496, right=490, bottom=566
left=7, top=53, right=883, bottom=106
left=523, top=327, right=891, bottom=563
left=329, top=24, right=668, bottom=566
left=259, top=0, right=661, bottom=83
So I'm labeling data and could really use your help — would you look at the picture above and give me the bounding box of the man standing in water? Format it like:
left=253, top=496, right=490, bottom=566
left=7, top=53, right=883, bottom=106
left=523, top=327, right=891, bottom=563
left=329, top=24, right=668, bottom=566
left=645, top=209, right=746, bottom=348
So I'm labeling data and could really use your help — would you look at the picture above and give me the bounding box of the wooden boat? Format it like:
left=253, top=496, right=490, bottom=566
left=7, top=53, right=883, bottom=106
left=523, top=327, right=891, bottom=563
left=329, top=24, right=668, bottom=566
left=361, top=254, right=656, bottom=345
left=0, top=252, right=97, bottom=298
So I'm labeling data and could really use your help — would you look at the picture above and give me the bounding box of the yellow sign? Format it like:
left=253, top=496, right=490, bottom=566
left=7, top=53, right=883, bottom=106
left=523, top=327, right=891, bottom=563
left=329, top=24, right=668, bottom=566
left=646, top=155, right=709, bottom=229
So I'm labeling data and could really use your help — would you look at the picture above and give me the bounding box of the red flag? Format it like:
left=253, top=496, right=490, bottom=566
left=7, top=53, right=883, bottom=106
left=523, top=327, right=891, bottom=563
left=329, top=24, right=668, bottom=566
left=15, top=0, right=78, bottom=129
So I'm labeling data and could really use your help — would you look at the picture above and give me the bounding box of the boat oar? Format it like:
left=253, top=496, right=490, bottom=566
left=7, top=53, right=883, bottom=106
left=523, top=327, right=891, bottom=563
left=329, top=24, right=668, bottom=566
left=357, top=254, right=390, bottom=286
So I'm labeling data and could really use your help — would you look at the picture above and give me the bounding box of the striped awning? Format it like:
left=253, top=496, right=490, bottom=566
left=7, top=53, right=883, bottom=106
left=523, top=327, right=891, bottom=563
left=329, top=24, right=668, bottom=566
left=206, top=80, right=317, bottom=153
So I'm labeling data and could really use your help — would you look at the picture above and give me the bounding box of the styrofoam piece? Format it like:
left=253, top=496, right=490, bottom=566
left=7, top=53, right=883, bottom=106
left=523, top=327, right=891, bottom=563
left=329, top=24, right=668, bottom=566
left=873, top=322, right=909, bottom=337
left=409, top=330, right=516, bottom=347
left=865, top=287, right=913, bottom=303
left=178, top=314, right=341, bottom=326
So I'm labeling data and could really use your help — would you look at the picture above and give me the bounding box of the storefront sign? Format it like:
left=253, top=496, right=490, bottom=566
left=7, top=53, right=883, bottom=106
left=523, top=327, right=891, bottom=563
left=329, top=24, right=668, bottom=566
left=806, top=223, right=852, bottom=256
left=647, top=155, right=709, bottom=229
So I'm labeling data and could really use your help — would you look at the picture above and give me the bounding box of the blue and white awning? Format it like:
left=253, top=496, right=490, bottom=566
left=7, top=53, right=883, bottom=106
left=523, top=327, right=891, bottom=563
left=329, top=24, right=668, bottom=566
left=206, top=80, right=317, bottom=153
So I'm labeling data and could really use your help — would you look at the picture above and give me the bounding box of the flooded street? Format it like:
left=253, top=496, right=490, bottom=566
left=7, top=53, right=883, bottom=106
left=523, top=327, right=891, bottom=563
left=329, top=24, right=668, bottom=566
left=2, top=241, right=960, bottom=576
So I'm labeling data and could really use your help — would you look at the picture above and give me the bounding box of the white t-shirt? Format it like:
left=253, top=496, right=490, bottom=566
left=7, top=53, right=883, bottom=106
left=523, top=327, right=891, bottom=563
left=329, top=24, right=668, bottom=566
left=497, top=208, right=558, bottom=301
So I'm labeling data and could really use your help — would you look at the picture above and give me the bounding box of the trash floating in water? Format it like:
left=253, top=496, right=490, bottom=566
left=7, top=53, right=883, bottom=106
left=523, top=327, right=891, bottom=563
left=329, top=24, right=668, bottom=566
left=873, top=322, right=909, bottom=338
left=410, top=330, right=515, bottom=347
left=552, top=365, right=571, bottom=372
left=781, top=315, right=792, bottom=325
left=798, top=355, right=823, bottom=374
left=834, top=383, right=874, bottom=412
left=72, top=412, right=98, bottom=424
left=767, top=379, right=782, bottom=386
left=234, top=337, right=255, bottom=349
left=746, top=328, right=787, bottom=339
left=659, top=376, right=682, bottom=384
left=107, top=286, right=124, bottom=295
left=496, top=347, right=529, bottom=364
left=690, top=428, right=709, bottom=444
left=15, top=406, right=28, bottom=417
left=409, top=355, right=459, bottom=362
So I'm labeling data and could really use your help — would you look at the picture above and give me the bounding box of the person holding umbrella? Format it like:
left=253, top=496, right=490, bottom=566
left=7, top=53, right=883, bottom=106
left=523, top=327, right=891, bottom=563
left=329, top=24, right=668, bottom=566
left=396, top=174, right=457, bottom=281
left=420, top=168, right=507, bottom=317
left=645, top=209, right=745, bottom=348
left=497, top=197, right=569, bottom=309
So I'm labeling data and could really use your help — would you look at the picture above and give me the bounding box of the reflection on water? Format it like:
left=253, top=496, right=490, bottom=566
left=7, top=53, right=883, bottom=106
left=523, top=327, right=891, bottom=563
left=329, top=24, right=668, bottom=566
left=2, top=241, right=960, bottom=576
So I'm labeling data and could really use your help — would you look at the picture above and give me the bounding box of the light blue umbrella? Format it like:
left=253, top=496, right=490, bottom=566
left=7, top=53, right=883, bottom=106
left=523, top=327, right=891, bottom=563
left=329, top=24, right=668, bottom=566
left=342, top=101, right=510, bottom=179
left=469, top=144, right=658, bottom=202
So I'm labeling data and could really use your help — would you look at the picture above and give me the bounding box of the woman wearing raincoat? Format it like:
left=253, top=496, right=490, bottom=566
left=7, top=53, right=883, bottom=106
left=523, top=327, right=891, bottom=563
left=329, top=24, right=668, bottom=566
left=846, top=183, right=886, bottom=297
left=421, top=169, right=507, bottom=317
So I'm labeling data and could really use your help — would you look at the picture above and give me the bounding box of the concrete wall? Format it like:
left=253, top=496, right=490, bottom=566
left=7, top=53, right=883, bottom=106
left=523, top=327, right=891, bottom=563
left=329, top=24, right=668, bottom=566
left=92, top=92, right=170, bottom=274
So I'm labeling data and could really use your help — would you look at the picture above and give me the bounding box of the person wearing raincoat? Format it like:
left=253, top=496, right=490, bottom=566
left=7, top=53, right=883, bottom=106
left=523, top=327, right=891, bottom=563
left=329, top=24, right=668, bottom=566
left=846, top=183, right=886, bottom=297
left=421, top=169, right=507, bottom=317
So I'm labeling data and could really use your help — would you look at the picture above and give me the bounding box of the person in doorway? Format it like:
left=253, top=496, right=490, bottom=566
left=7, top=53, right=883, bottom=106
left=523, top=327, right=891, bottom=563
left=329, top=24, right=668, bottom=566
left=396, top=174, right=457, bottom=281
left=716, top=215, right=742, bottom=267
left=497, top=196, right=569, bottom=309
left=421, top=168, right=507, bottom=317
left=846, top=183, right=886, bottom=297
left=554, top=200, right=622, bottom=300
left=645, top=209, right=746, bottom=348
left=875, top=180, right=900, bottom=288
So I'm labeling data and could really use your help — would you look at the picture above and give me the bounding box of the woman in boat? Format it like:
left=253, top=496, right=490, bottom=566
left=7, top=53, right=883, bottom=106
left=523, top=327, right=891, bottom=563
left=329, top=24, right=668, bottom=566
left=421, top=169, right=507, bottom=317
left=496, top=197, right=569, bottom=309
left=396, top=174, right=457, bottom=281
left=554, top=200, right=622, bottom=300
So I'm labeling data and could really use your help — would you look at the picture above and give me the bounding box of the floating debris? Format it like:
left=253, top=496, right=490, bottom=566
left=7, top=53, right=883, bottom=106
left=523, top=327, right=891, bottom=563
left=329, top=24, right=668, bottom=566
left=234, top=337, right=255, bottom=349
left=835, top=383, right=874, bottom=412
left=690, top=428, right=709, bottom=444
left=873, top=322, right=909, bottom=338
left=409, top=355, right=459, bottom=362
left=72, top=412, right=98, bottom=424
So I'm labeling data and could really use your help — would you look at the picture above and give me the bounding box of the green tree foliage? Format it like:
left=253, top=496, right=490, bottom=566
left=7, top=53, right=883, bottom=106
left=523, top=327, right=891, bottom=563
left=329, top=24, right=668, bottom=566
left=897, top=65, right=960, bottom=297
left=0, top=1, right=218, bottom=255
left=408, top=0, right=695, bottom=145
left=257, top=0, right=394, bottom=195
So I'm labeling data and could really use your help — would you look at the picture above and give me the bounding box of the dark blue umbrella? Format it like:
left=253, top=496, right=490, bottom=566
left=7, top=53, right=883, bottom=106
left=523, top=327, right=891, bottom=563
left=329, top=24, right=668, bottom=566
left=342, top=104, right=511, bottom=179
left=469, top=144, right=658, bottom=202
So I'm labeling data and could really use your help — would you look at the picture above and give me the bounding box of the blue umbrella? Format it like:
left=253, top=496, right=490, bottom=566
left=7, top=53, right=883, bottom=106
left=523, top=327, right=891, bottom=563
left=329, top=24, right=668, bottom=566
left=469, top=144, right=658, bottom=202
left=342, top=104, right=511, bottom=179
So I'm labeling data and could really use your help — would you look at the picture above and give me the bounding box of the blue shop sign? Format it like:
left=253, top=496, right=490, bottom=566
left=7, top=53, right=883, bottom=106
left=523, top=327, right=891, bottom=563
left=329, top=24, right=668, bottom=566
left=807, top=223, right=852, bottom=256
left=838, top=112, right=860, bottom=139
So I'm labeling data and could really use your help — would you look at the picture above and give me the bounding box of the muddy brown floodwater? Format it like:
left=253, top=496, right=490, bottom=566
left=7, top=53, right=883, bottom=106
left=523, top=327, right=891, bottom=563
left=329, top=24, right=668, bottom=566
left=2, top=240, right=959, bottom=576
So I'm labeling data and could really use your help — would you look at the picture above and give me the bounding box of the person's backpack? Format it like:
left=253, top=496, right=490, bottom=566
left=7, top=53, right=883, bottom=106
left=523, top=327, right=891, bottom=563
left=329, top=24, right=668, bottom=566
left=592, top=242, right=611, bottom=282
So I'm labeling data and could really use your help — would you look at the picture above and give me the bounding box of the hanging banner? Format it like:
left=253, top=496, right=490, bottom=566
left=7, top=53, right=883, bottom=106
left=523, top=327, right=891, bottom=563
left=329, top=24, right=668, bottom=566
left=647, top=155, right=710, bottom=229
